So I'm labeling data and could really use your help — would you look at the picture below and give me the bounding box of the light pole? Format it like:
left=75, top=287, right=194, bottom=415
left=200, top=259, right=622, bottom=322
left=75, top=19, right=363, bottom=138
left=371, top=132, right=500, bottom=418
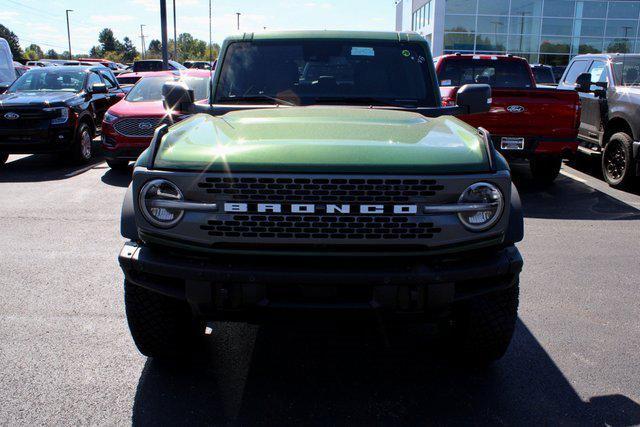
left=236, top=12, right=241, bottom=31
left=65, top=9, right=73, bottom=59
left=140, top=24, right=146, bottom=59
left=173, top=0, right=178, bottom=61
left=160, top=0, right=169, bottom=70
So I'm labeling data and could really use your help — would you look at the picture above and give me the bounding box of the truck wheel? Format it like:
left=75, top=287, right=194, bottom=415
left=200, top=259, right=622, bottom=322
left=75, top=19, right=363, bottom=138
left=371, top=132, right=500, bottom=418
left=124, top=280, right=202, bottom=360
left=448, top=278, right=519, bottom=366
left=530, top=156, right=561, bottom=185
left=0, top=153, right=7, bottom=167
left=106, top=159, right=130, bottom=171
left=71, top=123, right=94, bottom=164
left=602, top=132, right=635, bottom=188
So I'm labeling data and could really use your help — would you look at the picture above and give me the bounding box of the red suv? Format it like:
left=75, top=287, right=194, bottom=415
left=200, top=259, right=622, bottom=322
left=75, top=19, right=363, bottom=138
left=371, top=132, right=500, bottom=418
left=101, top=69, right=210, bottom=169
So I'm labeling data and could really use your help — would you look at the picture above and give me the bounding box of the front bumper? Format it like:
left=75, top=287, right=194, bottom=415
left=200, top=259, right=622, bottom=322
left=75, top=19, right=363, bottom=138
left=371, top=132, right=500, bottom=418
left=0, top=127, right=75, bottom=154
left=119, top=241, right=523, bottom=320
left=100, top=125, right=151, bottom=161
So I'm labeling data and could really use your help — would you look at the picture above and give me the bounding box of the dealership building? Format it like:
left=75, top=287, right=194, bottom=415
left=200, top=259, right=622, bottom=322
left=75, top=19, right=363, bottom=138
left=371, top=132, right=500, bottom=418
left=395, top=0, right=640, bottom=65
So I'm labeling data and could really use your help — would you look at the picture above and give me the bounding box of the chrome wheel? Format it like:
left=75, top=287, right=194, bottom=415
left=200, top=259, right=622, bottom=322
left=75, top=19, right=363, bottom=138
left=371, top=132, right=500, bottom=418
left=604, top=141, right=626, bottom=182
left=80, top=130, right=92, bottom=160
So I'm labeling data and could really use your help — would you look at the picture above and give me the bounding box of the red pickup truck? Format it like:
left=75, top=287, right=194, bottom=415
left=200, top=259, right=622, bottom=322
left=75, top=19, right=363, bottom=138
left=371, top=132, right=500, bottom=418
left=434, top=54, right=581, bottom=183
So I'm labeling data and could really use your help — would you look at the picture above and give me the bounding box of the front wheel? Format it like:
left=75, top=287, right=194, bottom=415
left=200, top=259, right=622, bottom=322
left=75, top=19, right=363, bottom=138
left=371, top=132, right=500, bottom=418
left=71, top=123, right=93, bottom=164
left=530, top=155, right=561, bottom=185
left=602, top=132, right=635, bottom=188
left=125, top=280, right=203, bottom=360
left=448, top=279, right=520, bottom=366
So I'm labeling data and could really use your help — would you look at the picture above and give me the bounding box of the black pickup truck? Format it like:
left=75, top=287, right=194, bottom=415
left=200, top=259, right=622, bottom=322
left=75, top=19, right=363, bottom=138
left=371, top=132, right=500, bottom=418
left=0, top=65, right=124, bottom=166
left=558, top=54, right=640, bottom=187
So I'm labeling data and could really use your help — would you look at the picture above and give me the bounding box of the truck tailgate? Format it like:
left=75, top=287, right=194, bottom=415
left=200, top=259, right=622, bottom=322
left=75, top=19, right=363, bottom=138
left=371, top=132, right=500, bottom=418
left=444, top=87, right=580, bottom=142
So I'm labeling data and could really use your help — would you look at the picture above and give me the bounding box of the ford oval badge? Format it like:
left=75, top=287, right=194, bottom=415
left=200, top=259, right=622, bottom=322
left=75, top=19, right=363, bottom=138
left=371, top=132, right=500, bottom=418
left=138, top=122, right=153, bottom=130
left=507, top=105, right=525, bottom=113
left=4, top=112, right=19, bottom=120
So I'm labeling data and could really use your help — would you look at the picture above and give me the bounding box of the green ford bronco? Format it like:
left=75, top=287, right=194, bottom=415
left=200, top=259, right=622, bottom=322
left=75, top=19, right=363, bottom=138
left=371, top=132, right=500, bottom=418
left=118, top=31, right=524, bottom=365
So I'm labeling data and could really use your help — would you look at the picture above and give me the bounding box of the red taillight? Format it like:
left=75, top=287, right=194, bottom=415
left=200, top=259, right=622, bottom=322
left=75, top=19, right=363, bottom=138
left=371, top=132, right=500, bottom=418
left=574, top=100, right=582, bottom=129
left=441, top=96, right=456, bottom=107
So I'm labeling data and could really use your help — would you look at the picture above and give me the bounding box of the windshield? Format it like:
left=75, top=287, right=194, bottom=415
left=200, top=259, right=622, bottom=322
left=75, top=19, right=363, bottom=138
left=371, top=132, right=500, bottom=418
left=532, top=67, right=555, bottom=84
left=126, top=75, right=210, bottom=102
left=214, top=40, right=437, bottom=107
left=7, top=68, right=86, bottom=92
left=612, top=56, right=640, bottom=86
left=438, top=59, right=533, bottom=88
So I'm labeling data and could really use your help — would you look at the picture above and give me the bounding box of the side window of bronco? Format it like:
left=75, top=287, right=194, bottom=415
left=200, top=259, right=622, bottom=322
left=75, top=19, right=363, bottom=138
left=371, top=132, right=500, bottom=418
left=563, top=60, right=590, bottom=84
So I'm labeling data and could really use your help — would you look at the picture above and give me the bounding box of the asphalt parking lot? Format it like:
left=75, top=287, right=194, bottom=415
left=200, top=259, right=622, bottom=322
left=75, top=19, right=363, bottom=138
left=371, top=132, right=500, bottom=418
left=1, top=149, right=639, bottom=425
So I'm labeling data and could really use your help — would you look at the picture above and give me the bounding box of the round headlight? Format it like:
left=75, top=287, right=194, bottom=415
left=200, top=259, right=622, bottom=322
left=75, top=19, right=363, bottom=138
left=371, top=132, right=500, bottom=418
left=458, top=182, right=504, bottom=231
left=139, top=179, right=184, bottom=228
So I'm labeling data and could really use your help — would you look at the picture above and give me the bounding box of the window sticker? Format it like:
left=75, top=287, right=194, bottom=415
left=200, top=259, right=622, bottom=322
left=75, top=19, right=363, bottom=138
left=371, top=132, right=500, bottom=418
left=401, top=49, right=411, bottom=57
left=441, top=79, right=452, bottom=86
left=351, top=47, right=375, bottom=57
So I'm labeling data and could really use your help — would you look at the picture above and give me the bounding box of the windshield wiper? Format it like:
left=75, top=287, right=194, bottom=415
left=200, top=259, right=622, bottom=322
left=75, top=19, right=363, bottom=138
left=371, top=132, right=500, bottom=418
left=312, top=97, right=419, bottom=108
left=217, top=95, right=295, bottom=106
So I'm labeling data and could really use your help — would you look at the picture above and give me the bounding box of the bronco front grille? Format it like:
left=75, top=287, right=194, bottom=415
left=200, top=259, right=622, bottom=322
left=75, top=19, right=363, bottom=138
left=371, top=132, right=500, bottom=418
left=114, top=117, right=172, bottom=137
left=200, top=214, right=442, bottom=240
left=197, top=177, right=444, bottom=203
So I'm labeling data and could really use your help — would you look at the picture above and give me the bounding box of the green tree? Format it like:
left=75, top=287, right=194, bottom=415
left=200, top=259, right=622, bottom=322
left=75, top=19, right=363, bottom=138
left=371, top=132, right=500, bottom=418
left=147, top=39, right=162, bottom=57
left=120, top=36, right=138, bottom=62
left=98, top=28, right=118, bottom=52
left=24, top=49, right=38, bottom=60
left=0, top=24, right=23, bottom=60
left=45, top=49, right=59, bottom=59
left=89, top=45, right=103, bottom=58
left=26, top=44, right=43, bottom=58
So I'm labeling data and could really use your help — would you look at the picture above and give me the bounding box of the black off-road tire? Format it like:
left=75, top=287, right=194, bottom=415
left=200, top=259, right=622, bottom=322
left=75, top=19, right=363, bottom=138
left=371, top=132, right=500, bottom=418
left=449, top=279, right=520, bottom=366
left=602, top=132, right=635, bottom=188
left=530, top=155, right=562, bottom=185
left=0, top=153, right=8, bottom=167
left=71, top=123, right=94, bottom=164
left=125, top=280, right=202, bottom=360
left=106, top=159, right=130, bottom=171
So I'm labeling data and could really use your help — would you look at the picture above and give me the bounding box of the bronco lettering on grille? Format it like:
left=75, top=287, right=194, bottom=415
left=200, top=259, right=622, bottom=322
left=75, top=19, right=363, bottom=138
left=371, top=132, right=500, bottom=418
left=224, top=203, right=418, bottom=215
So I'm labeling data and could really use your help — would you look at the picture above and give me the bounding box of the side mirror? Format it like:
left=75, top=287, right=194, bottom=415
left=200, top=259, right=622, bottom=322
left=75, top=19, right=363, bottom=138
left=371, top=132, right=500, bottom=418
left=162, top=81, right=194, bottom=112
left=456, top=84, right=491, bottom=114
left=90, top=83, right=108, bottom=94
left=575, top=73, right=592, bottom=93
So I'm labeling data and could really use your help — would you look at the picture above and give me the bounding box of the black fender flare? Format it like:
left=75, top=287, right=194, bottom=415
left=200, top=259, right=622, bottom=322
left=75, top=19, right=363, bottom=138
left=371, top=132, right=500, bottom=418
left=504, top=183, right=524, bottom=244
left=121, top=184, right=138, bottom=240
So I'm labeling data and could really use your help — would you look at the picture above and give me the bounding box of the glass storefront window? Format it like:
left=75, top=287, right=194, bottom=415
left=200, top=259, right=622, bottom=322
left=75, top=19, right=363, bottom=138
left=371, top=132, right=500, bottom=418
left=543, top=1, right=576, bottom=17
left=444, top=14, right=476, bottom=33
left=475, top=33, right=508, bottom=51
left=445, top=0, right=477, bottom=14
left=477, top=0, right=509, bottom=16
left=576, top=20, right=605, bottom=37
left=444, top=32, right=476, bottom=51
left=608, top=2, right=640, bottom=19
left=606, top=20, right=637, bottom=38
left=540, top=36, right=572, bottom=53
left=509, top=34, right=540, bottom=52
left=477, top=16, right=508, bottom=33
left=605, top=38, right=633, bottom=53
left=509, top=16, right=541, bottom=35
left=542, top=18, right=575, bottom=36
left=573, top=37, right=604, bottom=54
left=579, top=2, right=608, bottom=19
left=511, top=0, right=543, bottom=16
left=539, top=53, right=571, bottom=66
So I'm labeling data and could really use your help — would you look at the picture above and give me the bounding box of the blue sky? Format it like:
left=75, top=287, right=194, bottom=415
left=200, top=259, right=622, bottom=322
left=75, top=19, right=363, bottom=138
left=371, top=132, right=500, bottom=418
left=0, top=0, right=396, bottom=54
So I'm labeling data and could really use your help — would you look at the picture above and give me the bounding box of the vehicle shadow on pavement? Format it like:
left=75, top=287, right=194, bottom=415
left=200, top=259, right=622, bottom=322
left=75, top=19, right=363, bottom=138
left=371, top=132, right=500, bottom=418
left=516, top=173, right=640, bottom=221
left=100, top=167, right=133, bottom=188
left=131, top=319, right=640, bottom=425
left=0, top=151, right=104, bottom=183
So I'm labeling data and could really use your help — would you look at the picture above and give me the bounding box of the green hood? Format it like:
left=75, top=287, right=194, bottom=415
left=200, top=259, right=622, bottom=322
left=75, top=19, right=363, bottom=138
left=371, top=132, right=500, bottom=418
left=152, top=107, right=489, bottom=174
